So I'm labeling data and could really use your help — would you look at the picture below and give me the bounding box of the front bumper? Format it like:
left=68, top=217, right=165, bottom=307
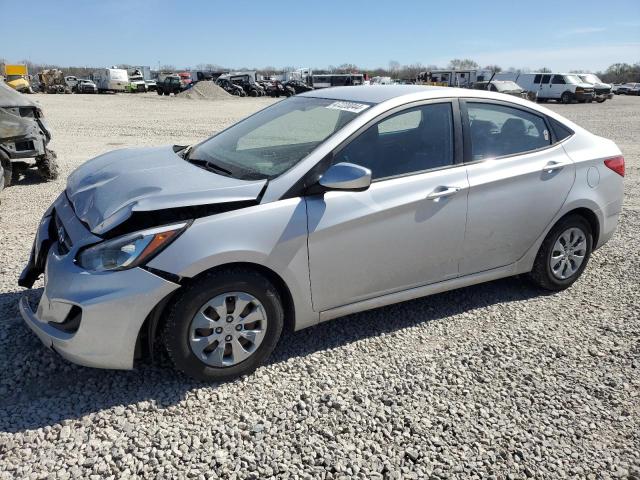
left=574, top=91, right=595, bottom=101
left=18, top=194, right=180, bottom=369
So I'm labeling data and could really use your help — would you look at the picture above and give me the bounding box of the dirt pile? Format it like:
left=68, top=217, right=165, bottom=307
left=177, top=81, right=233, bottom=100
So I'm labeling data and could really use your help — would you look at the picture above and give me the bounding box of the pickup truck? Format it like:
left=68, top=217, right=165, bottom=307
left=156, top=75, right=183, bottom=96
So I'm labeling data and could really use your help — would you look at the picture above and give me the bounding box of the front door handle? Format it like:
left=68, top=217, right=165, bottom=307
left=543, top=161, right=570, bottom=173
left=427, top=186, right=460, bottom=200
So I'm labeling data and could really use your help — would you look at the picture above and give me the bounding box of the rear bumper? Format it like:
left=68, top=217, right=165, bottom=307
left=18, top=194, right=180, bottom=369
left=595, top=198, right=623, bottom=250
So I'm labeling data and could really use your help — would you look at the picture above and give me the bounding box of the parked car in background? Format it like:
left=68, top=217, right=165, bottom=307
left=0, top=81, right=58, bottom=192
left=622, top=83, right=640, bottom=95
left=77, top=79, right=98, bottom=94
left=215, top=77, right=246, bottom=96
left=127, top=69, right=148, bottom=93
left=156, top=75, right=183, bottom=96
left=495, top=72, right=595, bottom=104
left=260, top=80, right=294, bottom=97
left=18, top=86, right=624, bottom=381
left=577, top=74, right=613, bottom=103
left=472, top=80, right=526, bottom=98
left=145, top=79, right=157, bottom=91
left=283, top=79, right=314, bottom=94
left=228, top=74, right=265, bottom=97
left=75, top=79, right=98, bottom=94
left=64, top=76, right=79, bottom=91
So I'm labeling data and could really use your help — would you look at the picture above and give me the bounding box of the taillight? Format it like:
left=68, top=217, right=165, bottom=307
left=604, top=156, right=625, bottom=177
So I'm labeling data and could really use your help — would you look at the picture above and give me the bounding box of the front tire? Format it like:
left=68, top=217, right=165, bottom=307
left=1, top=155, right=12, bottom=188
left=528, top=215, right=593, bottom=291
left=561, top=91, right=572, bottom=104
left=164, top=268, right=284, bottom=381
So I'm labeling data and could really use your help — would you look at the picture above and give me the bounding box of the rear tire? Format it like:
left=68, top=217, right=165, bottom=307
left=528, top=215, right=593, bottom=291
left=164, top=268, right=284, bottom=381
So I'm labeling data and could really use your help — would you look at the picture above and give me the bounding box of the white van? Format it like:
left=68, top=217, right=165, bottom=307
left=495, top=72, right=594, bottom=103
left=92, top=68, right=129, bottom=93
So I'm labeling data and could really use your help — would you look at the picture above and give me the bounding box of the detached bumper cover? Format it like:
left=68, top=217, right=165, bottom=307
left=18, top=194, right=181, bottom=369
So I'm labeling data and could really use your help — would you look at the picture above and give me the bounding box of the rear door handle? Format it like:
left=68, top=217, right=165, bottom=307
left=427, top=186, right=460, bottom=200
left=543, top=161, right=571, bottom=173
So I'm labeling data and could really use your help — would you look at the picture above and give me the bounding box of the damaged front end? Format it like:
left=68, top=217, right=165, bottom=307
left=20, top=144, right=267, bottom=286
left=17, top=152, right=266, bottom=368
left=0, top=81, right=58, bottom=187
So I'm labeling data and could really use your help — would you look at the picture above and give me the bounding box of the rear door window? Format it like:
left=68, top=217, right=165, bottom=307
left=465, top=103, right=551, bottom=160
left=541, top=74, right=551, bottom=84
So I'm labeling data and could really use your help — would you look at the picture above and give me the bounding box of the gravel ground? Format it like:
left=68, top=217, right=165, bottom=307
left=0, top=93, right=638, bottom=480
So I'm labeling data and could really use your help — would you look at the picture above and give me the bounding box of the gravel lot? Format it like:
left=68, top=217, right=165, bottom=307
left=0, top=93, right=638, bottom=479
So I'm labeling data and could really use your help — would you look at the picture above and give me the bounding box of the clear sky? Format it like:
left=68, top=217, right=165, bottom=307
left=1, top=0, right=639, bottom=72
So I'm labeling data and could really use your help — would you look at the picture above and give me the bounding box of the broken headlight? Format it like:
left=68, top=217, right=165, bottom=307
left=77, top=223, right=188, bottom=273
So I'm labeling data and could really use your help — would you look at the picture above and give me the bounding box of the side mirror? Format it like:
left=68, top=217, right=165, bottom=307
left=319, top=162, right=372, bottom=192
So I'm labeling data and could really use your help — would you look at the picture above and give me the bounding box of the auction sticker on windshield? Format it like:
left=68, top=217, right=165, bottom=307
left=325, top=101, right=370, bottom=113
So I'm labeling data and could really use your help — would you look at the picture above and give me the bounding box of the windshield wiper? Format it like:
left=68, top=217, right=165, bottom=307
left=188, top=158, right=233, bottom=177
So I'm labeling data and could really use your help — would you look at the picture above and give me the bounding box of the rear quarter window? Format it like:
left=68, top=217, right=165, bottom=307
left=547, top=117, right=574, bottom=142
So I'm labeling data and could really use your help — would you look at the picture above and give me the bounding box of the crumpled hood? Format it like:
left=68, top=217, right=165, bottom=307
left=66, top=145, right=266, bottom=235
left=0, top=80, right=37, bottom=107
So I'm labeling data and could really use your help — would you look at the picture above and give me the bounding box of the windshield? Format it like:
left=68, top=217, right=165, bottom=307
left=580, top=74, right=601, bottom=84
left=494, top=81, right=522, bottom=92
left=565, top=75, right=583, bottom=84
left=188, top=96, right=371, bottom=180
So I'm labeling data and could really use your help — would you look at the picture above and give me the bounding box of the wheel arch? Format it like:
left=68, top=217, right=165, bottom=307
left=558, top=207, right=600, bottom=247
left=136, top=261, right=296, bottom=362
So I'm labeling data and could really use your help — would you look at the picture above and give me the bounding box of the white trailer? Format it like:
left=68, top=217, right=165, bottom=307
left=92, top=67, right=129, bottom=93
left=310, top=74, right=364, bottom=89
left=417, top=69, right=493, bottom=87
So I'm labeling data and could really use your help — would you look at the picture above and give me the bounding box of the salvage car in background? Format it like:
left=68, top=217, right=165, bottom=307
left=284, top=79, right=314, bottom=94
left=19, top=86, right=624, bottom=381
left=621, top=83, right=640, bottom=95
left=75, top=79, right=98, bottom=94
left=156, top=75, right=183, bottom=96
left=0, top=81, right=58, bottom=192
left=472, top=80, right=526, bottom=98
left=577, top=74, right=614, bottom=103
left=215, top=77, right=246, bottom=96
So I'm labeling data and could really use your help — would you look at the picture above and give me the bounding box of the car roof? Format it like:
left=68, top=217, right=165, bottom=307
left=299, top=85, right=443, bottom=104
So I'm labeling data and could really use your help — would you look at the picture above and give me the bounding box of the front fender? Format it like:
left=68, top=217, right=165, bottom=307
left=147, top=198, right=319, bottom=330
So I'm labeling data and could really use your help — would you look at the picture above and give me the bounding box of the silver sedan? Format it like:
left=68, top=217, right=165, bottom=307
left=19, top=86, right=624, bottom=381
